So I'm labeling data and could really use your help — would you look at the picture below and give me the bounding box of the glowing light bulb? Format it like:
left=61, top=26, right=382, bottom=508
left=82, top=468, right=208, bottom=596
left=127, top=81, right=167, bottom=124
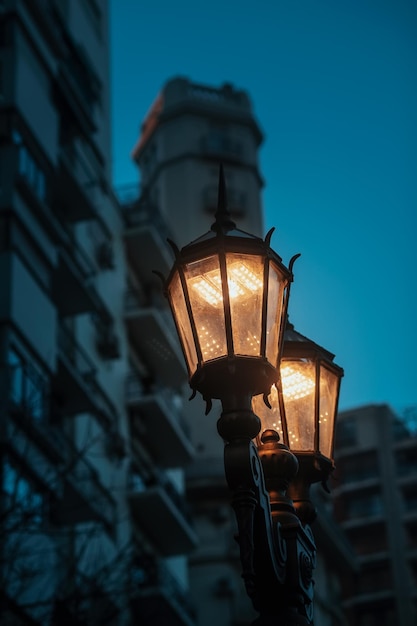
left=281, top=365, right=315, bottom=401
left=191, top=277, right=223, bottom=306
left=189, top=262, right=262, bottom=306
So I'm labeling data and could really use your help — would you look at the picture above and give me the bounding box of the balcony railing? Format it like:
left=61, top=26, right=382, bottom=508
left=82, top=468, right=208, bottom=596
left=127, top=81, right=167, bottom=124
left=54, top=324, right=98, bottom=416
left=128, top=469, right=198, bottom=555
left=122, top=196, right=170, bottom=235
left=58, top=324, right=97, bottom=382
left=56, top=46, right=100, bottom=136
left=58, top=144, right=102, bottom=222
left=124, top=290, right=186, bottom=387
left=63, top=453, right=116, bottom=529
left=54, top=238, right=101, bottom=317
left=127, top=375, right=193, bottom=467
left=121, top=193, right=174, bottom=284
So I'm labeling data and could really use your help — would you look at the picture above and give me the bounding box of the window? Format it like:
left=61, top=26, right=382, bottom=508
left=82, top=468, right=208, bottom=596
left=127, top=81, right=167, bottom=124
left=359, top=564, right=392, bottom=593
left=346, top=490, right=383, bottom=519
left=2, top=457, right=46, bottom=527
left=335, top=416, right=357, bottom=447
left=348, top=526, right=387, bottom=555
left=338, top=451, right=379, bottom=482
left=6, top=347, right=49, bottom=420
left=357, top=603, right=396, bottom=626
left=402, top=489, right=417, bottom=513
left=396, top=449, right=417, bottom=477
left=12, top=130, right=47, bottom=203
left=129, top=467, right=145, bottom=493
left=406, top=523, right=417, bottom=548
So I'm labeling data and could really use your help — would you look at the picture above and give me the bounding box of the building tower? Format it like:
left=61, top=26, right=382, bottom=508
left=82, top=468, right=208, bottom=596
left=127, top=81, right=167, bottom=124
left=129, top=76, right=355, bottom=626
left=0, top=4, right=196, bottom=625
left=131, top=76, right=265, bottom=248
left=333, top=404, right=417, bottom=625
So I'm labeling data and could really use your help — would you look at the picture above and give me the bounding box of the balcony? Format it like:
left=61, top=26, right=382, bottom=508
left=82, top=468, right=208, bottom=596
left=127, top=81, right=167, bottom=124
left=5, top=417, right=63, bottom=500
left=130, top=553, right=196, bottom=626
left=127, top=376, right=194, bottom=467
left=57, top=146, right=99, bottom=222
left=56, top=454, right=116, bottom=530
left=122, top=194, right=173, bottom=285
left=55, top=55, right=99, bottom=138
left=128, top=472, right=198, bottom=556
left=124, top=291, right=186, bottom=387
left=53, top=243, right=102, bottom=317
left=1, top=365, right=115, bottom=529
left=53, top=324, right=98, bottom=416
left=21, top=0, right=65, bottom=56
left=341, top=511, right=385, bottom=531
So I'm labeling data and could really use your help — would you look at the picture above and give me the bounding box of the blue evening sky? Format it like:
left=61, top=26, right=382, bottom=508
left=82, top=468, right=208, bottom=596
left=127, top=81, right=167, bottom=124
left=109, top=0, right=417, bottom=414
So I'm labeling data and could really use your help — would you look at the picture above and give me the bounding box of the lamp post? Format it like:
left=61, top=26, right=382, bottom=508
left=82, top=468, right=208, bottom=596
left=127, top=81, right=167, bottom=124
left=159, top=166, right=343, bottom=625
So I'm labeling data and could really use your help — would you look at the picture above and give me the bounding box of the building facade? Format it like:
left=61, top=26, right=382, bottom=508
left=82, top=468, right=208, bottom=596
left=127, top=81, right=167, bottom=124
left=333, top=404, right=417, bottom=625
left=0, top=2, right=196, bottom=624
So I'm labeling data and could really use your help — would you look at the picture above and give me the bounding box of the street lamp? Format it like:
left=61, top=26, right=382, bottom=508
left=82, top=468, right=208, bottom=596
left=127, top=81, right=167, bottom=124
left=253, top=321, right=343, bottom=525
left=159, top=166, right=343, bottom=625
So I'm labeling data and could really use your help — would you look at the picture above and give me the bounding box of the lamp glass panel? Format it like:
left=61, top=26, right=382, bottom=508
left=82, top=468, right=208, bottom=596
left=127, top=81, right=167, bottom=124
left=185, top=255, right=227, bottom=362
left=265, top=261, right=285, bottom=366
left=252, top=385, right=284, bottom=441
left=227, top=253, right=264, bottom=356
left=281, top=359, right=316, bottom=451
left=168, top=271, right=198, bottom=375
left=319, top=364, right=338, bottom=458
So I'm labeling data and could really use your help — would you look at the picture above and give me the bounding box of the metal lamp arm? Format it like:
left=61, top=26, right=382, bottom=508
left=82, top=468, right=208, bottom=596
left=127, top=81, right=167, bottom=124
left=218, top=401, right=316, bottom=625
left=224, top=438, right=287, bottom=605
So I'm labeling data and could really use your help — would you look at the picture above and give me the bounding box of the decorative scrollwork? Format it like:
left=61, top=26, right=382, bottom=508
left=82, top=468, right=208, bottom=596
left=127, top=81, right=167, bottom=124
left=300, top=552, right=314, bottom=588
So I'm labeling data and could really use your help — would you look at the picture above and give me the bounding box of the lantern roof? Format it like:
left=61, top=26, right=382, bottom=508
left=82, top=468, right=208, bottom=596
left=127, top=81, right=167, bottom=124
left=283, top=320, right=338, bottom=364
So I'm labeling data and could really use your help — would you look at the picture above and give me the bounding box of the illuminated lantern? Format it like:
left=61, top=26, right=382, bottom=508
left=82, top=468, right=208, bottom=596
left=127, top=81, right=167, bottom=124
left=253, top=321, right=343, bottom=480
left=164, top=167, right=298, bottom=406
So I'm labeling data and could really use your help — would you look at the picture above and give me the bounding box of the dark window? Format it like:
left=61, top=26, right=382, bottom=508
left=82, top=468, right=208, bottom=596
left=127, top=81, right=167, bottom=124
left=6, top=347, right=49, bottom=420
left=345, top=490, right=383, bottom=519
left=2, top=457, right=46, bottom=527
left=338, top=451, right=379, bottom=482
left=406, top=522, right=417, bottom=548
left=335, top=416, right=357, bottom=448
left=357, top=602, right=397, bottom=626
left=348, top=526, right=387, bottom=555
left=12, top=130, right=47, bottom=203
left=402, top=488, right=417, bottom=513
left=358, top=564, right=392, bottom=593
left=395, top=448, right=417, bottom=477
left=392, top=418, right=411, bottom=440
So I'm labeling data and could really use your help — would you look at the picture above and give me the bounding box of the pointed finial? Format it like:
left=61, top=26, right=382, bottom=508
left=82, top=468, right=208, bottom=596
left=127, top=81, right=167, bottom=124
left=211, top=164, right=236, bottom=234
left=217, top=163, right=227, bottom=213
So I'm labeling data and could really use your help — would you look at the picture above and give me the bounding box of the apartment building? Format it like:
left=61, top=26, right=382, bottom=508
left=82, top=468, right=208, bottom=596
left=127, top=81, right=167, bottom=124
left=333, top=404, right=417, bottom=625
left=0, top=2, right=196, bottom=624
left=130, top=75, right=356, bottom=626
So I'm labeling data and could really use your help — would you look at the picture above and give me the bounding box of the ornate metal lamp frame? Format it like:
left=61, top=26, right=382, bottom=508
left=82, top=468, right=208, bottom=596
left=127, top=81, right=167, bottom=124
left=158, top=167, right=342, bottom=625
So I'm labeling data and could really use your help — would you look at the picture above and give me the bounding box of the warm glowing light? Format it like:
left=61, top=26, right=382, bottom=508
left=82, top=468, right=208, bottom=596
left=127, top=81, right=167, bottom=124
left=190, top=262, right=262, bottom=306
left=281, top=365, right=315, bottom=401
left=191, top=278, right=223, bottom=306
